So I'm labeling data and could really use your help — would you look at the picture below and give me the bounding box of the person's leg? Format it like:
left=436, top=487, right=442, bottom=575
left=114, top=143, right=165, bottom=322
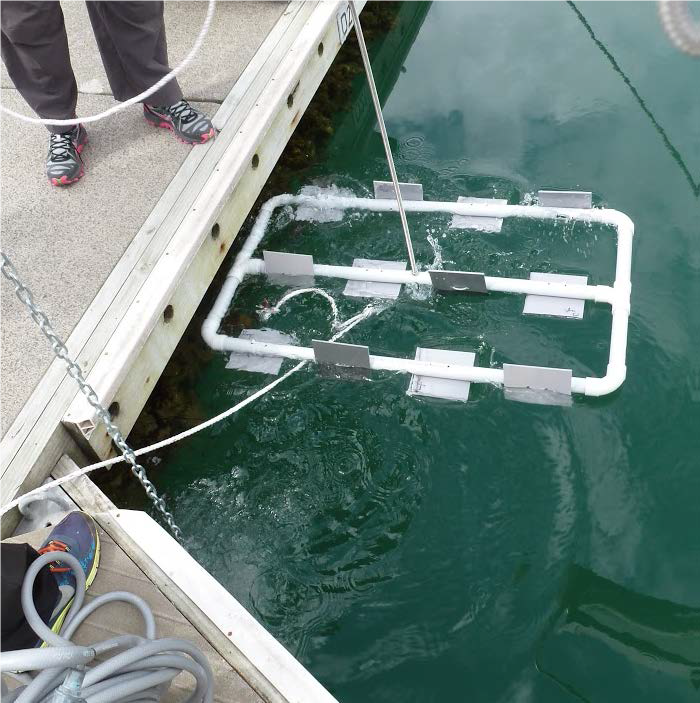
left=86, top=1, right=215, bottom=145
left=0, top=0, right=77, bottom=133
left=1, top=543, right=58, bottom=652
left=85, top=0, right=182, bottom=106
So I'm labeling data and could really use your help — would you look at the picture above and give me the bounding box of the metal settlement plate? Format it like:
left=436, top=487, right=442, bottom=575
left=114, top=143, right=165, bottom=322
left=263, top=250, right=315, bottom=286
left=523, top=272, right=587, bottom=319
left=503, top=363, right=573, bottom=406
left=312, top=340, right=370, bottom=368
left=537, top=190, right=592, bottom=208
left=373, top=180, right=424, bottom=201
left=343, top=258, right=407, bottom=300
left=226, top=329, right=295, bottom=375
left=408, top=348, right=476, bottom=402
left=429, top=270, right=488, bottom=294
left=312, top=340, right=371, bottom=381
left=450, top=196, right=508, bottom=232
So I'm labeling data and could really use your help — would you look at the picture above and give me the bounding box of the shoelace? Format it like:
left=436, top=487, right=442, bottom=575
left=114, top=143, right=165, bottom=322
left=49, top=131, right=77, bottom=163
left=167, top=100, right=198, bottom=124
left=37, top=540, right=71, bottom=573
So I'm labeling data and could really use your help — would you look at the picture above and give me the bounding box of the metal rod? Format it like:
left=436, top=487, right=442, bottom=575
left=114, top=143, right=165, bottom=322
left=348, top=1, right=418, bottom=275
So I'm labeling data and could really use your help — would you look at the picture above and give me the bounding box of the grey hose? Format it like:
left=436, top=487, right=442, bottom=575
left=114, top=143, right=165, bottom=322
left=1, top=551, right=214, bottom=702
left=658, top=1, right=700, bottom=56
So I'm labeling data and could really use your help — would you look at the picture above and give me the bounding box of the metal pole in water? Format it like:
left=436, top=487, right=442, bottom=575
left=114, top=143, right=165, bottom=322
left=349, top=1, right=418, bottom=275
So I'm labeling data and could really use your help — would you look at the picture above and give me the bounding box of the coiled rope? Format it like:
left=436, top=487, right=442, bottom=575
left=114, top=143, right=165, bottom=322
left=658, top=1, right=700, bottom=56
left=0, top=0, right=216, bottom=127
left=0, top=551, right=213, bottom=703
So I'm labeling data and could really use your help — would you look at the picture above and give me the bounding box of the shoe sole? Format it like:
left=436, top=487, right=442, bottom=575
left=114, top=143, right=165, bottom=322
left=144, top=110, right=216, bottom=145
left=40, top=523, right=101, bottom=645
left=49, top=136, right=87, bottom=187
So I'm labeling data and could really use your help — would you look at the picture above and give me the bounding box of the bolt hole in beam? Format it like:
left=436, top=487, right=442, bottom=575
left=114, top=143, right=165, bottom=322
left=317, top=42, right=324, bottom=56
left=251, top=153, right=260, bottom=169
left=287, top=94, right=294, bottom=108
left=201, top=192, right=634, bottom=400
left=108, top=401, right=120, bottom=418
left=211, top=222, right=220, bottom=240
left=163, top=304, right=174, bottom=323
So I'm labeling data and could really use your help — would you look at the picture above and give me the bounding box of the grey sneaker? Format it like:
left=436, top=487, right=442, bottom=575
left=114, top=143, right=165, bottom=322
left=47, top=125, right=87, bottom=187
left=143, top=99, right=216, bottom=145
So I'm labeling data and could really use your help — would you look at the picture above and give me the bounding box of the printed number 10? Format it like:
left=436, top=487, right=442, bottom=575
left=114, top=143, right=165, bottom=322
left=336, top=3, right=355, bottom=43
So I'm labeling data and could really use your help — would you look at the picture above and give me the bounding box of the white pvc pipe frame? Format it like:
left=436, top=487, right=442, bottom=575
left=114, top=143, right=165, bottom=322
left=202, top=194, right=634, bottom=398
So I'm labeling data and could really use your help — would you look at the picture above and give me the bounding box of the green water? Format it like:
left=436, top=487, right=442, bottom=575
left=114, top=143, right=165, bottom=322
left=130, top=3, right=700, bottom=701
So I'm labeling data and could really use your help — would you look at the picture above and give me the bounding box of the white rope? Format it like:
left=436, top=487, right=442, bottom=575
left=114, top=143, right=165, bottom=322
left=259, top=287, right=341, bottom=328
left=2, top=301, right=384, bottom=517
left=658, top=1, right=700, bottom=56
left=0, top=0, right=216, bottom=127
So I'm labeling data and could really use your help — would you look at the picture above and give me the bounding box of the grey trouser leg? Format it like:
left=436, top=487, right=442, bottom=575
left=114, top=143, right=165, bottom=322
left=85, top=1, right=182, bottom=107
left=0, top=1, right=77, bottom=133
left=0, top=0, right=183, bottom=134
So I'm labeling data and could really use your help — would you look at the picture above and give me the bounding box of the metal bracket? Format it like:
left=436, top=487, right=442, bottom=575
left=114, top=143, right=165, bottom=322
left=538, top=190, right=592, bottom=209
left=373, top=180, right=424, bottom=201
left=226, top=329, right=295, bottom=375
left=503, top=364, right=572, bottom=406
left=450, top=197, right=508, bottom=232
left=523, top=272, right=587, bottom=319
left=429, top=270, right=488, bottom=294
left=408, top=348, right=476, bottom=402
left=343, top=258, right=406, bottom=300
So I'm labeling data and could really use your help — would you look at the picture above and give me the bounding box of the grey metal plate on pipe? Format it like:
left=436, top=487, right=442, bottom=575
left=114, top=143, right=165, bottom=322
left=312, top=340, right=371, bottom=368
left=523, top=272, right=587, bottom=319
left=429, top=270, right=488, bottom=294
left=373, top=180, right=424, bottom=201
left=407, top=348, right=475, bottom=402
left=450, top=197, right=508, bottom=232
left=263, top=250, right=315, bottom=286
left=503, top=363, right=572, bottom=406
left=313, top=340, right=371, bottom=381
left=226, top=329, right=296, bottom=375
left=343, top=258, right=406, bottom=300
left=537, top=190, right=593, bottom=208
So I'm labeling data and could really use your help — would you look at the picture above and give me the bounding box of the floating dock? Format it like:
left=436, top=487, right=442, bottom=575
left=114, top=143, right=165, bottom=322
left=2, top=0, right=365, bottom=522
left=1, top=2, right=367, bottom=700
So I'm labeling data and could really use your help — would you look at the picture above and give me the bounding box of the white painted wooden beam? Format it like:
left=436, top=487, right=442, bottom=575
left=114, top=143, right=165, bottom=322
left=61, top=1, right=366, bottom=459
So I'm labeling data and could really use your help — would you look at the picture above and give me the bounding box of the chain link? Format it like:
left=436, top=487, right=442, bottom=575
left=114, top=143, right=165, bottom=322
left=1, top=252, right=182, bottom=541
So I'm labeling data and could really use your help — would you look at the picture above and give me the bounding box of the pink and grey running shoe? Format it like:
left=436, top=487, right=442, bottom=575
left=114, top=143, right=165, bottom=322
left=46, top=124, right=87, bottom=187
left=143, top=99, right=216, bottom=145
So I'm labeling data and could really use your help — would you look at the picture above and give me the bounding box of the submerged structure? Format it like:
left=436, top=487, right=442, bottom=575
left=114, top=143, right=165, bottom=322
left=203, top=186, right=634, bottom=405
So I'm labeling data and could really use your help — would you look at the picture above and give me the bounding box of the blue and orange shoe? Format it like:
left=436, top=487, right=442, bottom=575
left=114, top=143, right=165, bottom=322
left=36, top=511, right=100, bottom=644
left=46, top=125, right=87, bottom=187
left=143, top=99, right=216, bottom=145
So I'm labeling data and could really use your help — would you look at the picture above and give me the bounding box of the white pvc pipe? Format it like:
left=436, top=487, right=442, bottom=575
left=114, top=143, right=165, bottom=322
left=212, top=337, right=589, bottom=395
left=245, top=259, right=616, bottom=304
left=202, top=193, right=634, bottom=398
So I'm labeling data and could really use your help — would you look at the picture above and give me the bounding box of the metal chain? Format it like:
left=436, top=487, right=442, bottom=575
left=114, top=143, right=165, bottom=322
left=1, top=252, right=182, bottom=541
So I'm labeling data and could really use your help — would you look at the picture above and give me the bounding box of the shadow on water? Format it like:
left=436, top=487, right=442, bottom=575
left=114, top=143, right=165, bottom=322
left=568, top=1, right=699, bottom=198
left=537, top=565, right=700, bottom=700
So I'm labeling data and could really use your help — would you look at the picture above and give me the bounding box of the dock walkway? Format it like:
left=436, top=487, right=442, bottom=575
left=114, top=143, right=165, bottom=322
left=0, top=1, right=286, bottom=433
left=1, top=0, right=362, bottom=523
